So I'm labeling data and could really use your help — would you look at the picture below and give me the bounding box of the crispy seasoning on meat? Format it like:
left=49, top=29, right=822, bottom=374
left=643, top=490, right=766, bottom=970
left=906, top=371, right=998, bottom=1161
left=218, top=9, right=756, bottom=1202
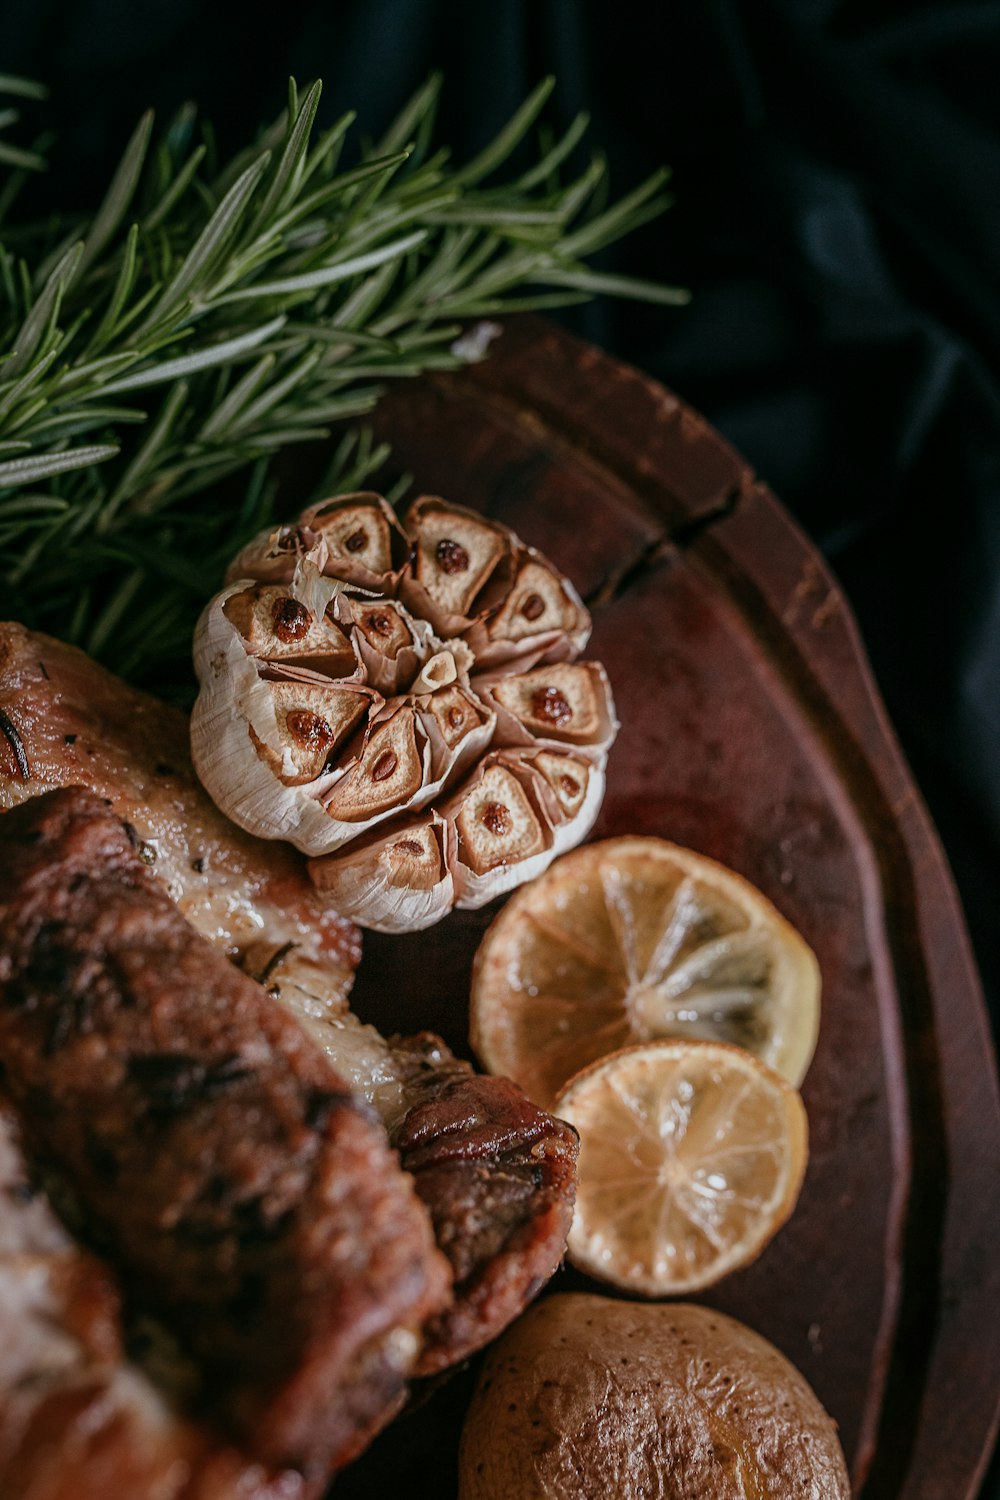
left=391, top=1037, right=579, bottom=1376
left=0, top=790, right=450, bottom=1477
left=0, top=1100, right=310, bottom=1500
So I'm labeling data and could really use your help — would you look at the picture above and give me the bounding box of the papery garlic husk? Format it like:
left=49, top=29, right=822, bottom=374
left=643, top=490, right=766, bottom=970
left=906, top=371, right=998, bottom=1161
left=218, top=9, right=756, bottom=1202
left=397, top=495, right=510, bottom=636
left=464, top=546, right=592, bottom=671
left=227, top=492, right=408, bottom=591
left=477, top=661, right=617, bottom=754
left=193, top=490, right=619, bottom=929
left=330, top=592, right=440, bottom=699
left=446, top=748, right=607, bottom=910
left=193, top=566, right=374, bottom=849
left=309, top=813, right=457, bottom=935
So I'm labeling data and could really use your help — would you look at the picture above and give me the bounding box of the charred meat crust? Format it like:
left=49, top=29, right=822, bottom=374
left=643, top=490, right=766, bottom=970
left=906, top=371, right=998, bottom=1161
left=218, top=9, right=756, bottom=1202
left=390, top=1037, right=579, bottom=1376
left=0, top=789, right=450, bottom=1477
left=0, top=1098, right=312, bottom=1500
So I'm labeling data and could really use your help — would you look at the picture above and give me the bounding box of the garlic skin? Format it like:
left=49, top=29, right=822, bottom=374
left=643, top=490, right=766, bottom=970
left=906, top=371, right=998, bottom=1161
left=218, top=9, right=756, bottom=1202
left=309, top=813, right=457, bottom=935
left=193, top=570, right=481, bottom=855
left=312, top=748, right=608, bottom=933
left=192, top=493, right=618, bottom=930
left=192, top=568, right=362, bottom=850
left=477, top=662, right=617, bottom=751
left=449, top=749, right=607, bottom=911
left=227, top=491, right=408, bottom=592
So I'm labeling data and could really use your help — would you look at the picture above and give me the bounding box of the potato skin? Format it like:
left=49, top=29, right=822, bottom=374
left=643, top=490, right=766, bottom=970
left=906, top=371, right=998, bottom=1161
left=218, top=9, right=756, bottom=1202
left=459, top=1294, right=850, bottom=1500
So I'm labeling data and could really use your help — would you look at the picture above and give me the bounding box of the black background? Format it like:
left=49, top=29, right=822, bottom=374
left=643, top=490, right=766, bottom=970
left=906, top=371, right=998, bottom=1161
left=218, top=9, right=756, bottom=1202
left=4, top=2, right=999, bottom=1491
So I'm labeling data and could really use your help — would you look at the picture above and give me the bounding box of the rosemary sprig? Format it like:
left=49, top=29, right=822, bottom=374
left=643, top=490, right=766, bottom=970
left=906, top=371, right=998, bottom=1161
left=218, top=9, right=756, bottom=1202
left=0, top=75, right=685, bottom=696
left=0, top=74, right=49, bottom=175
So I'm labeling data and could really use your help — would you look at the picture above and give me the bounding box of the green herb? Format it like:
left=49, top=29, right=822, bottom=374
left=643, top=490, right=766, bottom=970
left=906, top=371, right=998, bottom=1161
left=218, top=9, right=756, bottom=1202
left=0, top=74, right=49, bottom=174
left=0, top=75, right=685, bottom=696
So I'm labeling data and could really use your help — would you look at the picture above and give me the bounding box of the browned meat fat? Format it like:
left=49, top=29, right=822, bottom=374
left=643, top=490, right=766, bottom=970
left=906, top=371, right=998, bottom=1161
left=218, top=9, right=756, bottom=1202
left=0, top=789, right=450, bottom=1478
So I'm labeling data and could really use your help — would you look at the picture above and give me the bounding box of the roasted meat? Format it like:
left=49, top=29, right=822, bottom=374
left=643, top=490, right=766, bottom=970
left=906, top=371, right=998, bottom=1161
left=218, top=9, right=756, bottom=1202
left=0, top=623, right=578, bottom=1375
left=0, top=1099, right=311, bottom=1500
left=0, top=625, right=359, bottom=985
left=391, top=1041, right=580, bottom=1375
left=0, top=789, right=450, bottom=1477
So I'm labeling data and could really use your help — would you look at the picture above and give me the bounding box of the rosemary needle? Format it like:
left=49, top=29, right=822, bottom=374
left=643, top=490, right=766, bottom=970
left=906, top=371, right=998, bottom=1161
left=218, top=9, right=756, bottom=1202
left=0, top=74, right=687, bottom=696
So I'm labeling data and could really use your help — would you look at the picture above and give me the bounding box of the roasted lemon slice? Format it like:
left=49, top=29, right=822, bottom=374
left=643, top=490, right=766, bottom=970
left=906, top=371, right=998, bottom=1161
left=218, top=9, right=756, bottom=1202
left=556, top=1040, right=808, bottom=1295
left=470, top=836, right=820, bottom=1110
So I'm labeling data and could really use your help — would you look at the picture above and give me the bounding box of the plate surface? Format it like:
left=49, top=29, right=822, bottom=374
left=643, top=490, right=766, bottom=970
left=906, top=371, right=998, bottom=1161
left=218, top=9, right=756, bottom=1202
left=334, top=316, right=1000, bottom=1499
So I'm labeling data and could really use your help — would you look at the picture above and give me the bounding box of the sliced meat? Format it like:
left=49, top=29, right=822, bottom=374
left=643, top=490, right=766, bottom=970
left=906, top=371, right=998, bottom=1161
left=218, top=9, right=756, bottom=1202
left=0, top=624, right=578, bottom=1371
left=390, top=1038, right=579, bottom=1376
left=0, top=1099, right=310, bottom=1500
left=0, top=789, right=450, bottom=1478
left=230, top=962, right=579, bottom=1379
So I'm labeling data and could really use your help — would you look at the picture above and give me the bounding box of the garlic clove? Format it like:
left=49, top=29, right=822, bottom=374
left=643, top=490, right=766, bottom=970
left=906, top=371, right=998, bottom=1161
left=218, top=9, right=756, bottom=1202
left=352, top=599, right=416, bottom=662
left=306, top=491, right=398, bottom=579
left=324, top=708, right=426, bottom=823
left=485, top=552, right=587, bottom=645
left=225, top=521, right=317, bottom=586
left=413, top=680, right=496, bottom=786
left=418, top=682, right=489, bottom=750
left=226, top=492, right=405, bottom=589
left=531, top=748, right=594, bottom=819
left=541, top=757, right=606, bottom=860
left=382, top=818, right=450, bottom=891
left=519, top=748, right=607, bottom=855
left=449, top=751, right=607, bottom=912
left=485, top=661, right=617, bottom=751
left=447, top=756, right=556, bottom=911
left=410, top=649, right=458, bottom=697
left=331, top=593, right=440, bottom=699
left=192, top=584, right=362, bottom=851
left=309, top=814, right=456, bottom=935
left=401, top=496, right=508, bottom=626
left=464, top=545, right=591, bottom=672
left=223, top=583, right=356, bottom=676
left=253, top=680, right=368, bottom=785
left=451, top=760, right=547, bottom=877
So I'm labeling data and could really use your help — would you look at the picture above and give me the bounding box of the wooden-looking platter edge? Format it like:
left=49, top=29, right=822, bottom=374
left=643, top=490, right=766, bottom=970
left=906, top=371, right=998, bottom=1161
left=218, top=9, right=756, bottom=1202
left=334, top=315, right=1000, bottom=1500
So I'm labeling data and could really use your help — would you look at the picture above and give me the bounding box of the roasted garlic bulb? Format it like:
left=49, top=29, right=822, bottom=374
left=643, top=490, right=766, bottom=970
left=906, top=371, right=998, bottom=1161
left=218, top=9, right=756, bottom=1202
left=192, top=493, right=617, bottom=931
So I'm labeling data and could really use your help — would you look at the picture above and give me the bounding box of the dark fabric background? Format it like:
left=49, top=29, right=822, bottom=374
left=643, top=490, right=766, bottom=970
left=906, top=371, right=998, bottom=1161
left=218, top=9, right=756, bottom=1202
left=4, top=2, right=999, bottom=1488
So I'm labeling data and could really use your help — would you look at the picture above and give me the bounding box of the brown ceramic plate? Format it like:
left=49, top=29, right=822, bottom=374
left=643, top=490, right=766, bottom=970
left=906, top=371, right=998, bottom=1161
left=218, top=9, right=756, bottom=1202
left=332, top=316, right=1000, bottom=1500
